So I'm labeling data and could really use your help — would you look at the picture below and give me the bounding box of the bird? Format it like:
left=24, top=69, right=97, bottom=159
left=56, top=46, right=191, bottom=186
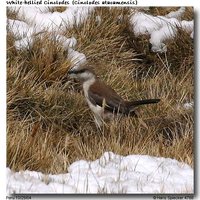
left=68, top=67, right=160, bottom=128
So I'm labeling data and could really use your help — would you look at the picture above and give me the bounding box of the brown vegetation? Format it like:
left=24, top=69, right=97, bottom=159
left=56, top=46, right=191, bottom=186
left=7, top=7, right=194, bottom=174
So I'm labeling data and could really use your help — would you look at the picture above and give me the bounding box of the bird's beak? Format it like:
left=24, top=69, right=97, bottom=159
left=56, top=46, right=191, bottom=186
left=67, top=69, right=76, bottom=79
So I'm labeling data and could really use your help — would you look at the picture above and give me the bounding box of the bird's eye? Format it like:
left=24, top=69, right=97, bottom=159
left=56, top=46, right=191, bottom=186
left=68, top=70, right=74, bottom=74
left=68, top=69, right=87, bottom=75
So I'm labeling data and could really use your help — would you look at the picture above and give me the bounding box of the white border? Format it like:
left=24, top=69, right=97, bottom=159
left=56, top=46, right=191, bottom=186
left=0, top=2, right=7, bottom=200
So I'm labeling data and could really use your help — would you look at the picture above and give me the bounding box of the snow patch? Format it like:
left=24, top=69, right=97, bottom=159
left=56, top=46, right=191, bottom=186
left=8, top=6, right=90, bottom=68
left=52, top=35, right=77, bottom=49
left=165, top=7, right=186, bottom=19
left=10, top=7, right=94, bottom=32
left=68, top=48, right=87, bottom=69
left=130, top=8, right=193, bottom=53
left=177, top=101, right=194, bottom=110
left=7, top=19, right=34, bottom=39
left=15, top=36, right=33, bottom=50
left=7, top=152, right=193, bottom=194
left=183, top=102, right=194, bottom=110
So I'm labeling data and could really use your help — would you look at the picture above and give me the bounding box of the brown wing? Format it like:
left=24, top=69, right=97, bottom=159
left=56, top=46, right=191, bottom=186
left=88, top=80, right=128, bottom=114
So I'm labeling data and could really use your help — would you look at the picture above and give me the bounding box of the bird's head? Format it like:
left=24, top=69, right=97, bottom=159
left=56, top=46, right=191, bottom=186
left=68, top=67, right=96, bottom=82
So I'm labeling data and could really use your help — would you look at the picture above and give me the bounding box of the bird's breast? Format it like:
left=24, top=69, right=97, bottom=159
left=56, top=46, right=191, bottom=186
left=83, top=78, right=95, bottom=97
left=82, top=78, right=103, bottom=116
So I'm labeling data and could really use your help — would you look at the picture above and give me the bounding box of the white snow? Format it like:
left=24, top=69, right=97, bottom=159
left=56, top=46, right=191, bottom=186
left=54, top=35, right=77, bottom=49
left=7, top=19, right=34, bottom=39
left=7, top=6, right=91, bottom=68
left=177, top=101, right=194, bottom=110
left=181, top=20, right=194, bottom=33
left=183, top=102, right=194, bottom=110
left=67, top=48, right=87, bottom=69
left=14, top=36, right=33, bottom=50
left=130, top=8, right=194, bottom=52
left=9, top=6, right=94, bottom=32
left=8, top=6, right=194, bottom=64
left=165, top=7, right=186, bottom=19
left=7, top=152, right=193, bottom=194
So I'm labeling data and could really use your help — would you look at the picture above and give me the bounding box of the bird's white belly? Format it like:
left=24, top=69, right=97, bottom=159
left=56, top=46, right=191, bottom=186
left=83, top=78, right=103, bottom=116
left=82, top=78, right=114, bottom=127
left=86, top=98, right=103, bottom=116
left=86, top=97, right=115, bottom=124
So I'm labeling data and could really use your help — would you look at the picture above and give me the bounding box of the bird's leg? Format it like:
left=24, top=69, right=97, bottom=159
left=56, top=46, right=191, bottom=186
left=93, top=114, right=109, bottom=133
left=94, top=114, right=103, bottom=131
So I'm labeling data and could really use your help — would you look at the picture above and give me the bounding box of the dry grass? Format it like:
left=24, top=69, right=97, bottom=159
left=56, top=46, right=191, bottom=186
left=7, top=7, right=194, bottom=174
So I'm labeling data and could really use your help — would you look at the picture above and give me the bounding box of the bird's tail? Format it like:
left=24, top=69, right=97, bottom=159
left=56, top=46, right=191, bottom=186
left=126, top=99, right=160, bottom=110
